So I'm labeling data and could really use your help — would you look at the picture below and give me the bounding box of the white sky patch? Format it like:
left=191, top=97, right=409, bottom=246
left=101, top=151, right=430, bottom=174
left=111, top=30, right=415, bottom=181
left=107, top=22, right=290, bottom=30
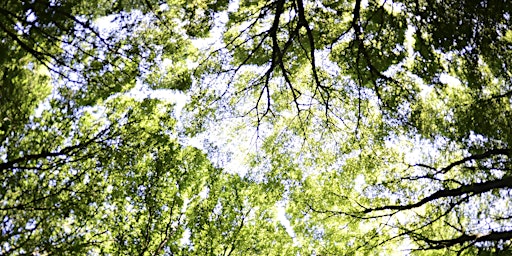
left=33, top=100, right=51, bottom=118
left=159, top=3, right=170, bottom=12
left=381, top=0, right=405, bottom=15
left=94, top=14, right=127, bottom=37
left=276, top=202, right=298, bottom=244
left=198, top=186, right=209, bottom=199
left=354, top=174, right=365, bottom=193
left=439, top=73, right=462, bottom=87
left=361, top=0, right=369, bottom=8
left=124, top=81, right=188, bottom=116
left=227, top=0, right=240, bottom=12
left=405, top=25, right=416, bottom=58
left=180, top=228, right=191, bottom=245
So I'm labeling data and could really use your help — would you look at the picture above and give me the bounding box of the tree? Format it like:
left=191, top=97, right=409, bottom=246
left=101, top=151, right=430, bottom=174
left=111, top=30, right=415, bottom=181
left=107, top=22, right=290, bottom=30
left=2, top=0, right=512, bottom=255
left=184, top=0, right=512, bottom=254
left=1, top=1, right=291, bottom=254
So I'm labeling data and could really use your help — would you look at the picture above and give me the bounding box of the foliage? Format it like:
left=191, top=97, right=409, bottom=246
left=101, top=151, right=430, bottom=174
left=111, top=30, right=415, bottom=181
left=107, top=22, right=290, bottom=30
left=1, top=0, right=512, bottom=255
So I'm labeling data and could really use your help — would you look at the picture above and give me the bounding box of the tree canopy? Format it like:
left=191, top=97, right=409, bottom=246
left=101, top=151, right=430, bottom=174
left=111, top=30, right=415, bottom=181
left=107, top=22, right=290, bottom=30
left=1, top=0, right=512, bottom=255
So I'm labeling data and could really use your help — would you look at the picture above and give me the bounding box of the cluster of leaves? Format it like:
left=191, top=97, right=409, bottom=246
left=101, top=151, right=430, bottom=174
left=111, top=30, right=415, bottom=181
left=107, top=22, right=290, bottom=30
left=2, top=0, right=512, bottom=255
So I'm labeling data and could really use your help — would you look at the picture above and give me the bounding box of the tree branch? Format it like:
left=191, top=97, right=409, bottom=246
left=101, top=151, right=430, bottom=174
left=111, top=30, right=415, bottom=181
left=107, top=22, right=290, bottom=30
left=363, top=176, right=512, bottom=213
left=419, top=230, right=512, bottom=250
